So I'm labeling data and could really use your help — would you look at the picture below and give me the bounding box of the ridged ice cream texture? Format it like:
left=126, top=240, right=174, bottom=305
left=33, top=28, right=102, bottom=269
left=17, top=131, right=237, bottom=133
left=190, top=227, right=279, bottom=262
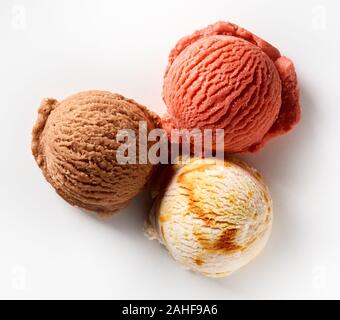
left=146, top=157, right=273, bottom=277
left=32, top=90, right=160, bottom=217
left=163, top=21, right=301, bottom=153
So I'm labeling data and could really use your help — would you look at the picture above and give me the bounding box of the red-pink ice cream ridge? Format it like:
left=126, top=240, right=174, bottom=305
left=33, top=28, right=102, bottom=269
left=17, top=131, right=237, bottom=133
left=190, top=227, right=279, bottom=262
left=162, top=21, right=301, bottom=153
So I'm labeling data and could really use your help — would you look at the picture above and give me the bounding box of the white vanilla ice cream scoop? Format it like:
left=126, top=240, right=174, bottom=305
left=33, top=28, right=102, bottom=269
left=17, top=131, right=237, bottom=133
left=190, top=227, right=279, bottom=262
left=145, top=157, right=273, bottom=277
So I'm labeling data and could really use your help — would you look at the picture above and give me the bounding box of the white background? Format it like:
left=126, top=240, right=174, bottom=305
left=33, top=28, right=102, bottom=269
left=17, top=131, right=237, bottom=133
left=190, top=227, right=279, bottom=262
left=0, top=0, right=339, bottom=299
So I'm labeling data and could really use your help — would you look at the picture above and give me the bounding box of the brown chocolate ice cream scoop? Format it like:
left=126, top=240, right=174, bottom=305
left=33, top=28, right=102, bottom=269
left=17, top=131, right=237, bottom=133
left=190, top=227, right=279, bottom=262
left=32, top=90, right=160, bottom=217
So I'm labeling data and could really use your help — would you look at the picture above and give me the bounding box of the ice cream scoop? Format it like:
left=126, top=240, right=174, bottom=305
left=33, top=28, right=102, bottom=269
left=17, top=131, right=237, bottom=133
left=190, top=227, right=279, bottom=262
left=162, top=21, right=300, bottom=153
left=32, top=90, right=159, bottom=217
left=145, top=157, right=273, bottom=277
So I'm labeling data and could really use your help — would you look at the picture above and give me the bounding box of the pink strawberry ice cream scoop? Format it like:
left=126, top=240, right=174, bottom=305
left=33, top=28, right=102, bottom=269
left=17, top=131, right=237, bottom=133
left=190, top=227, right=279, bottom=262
left=162, top=21, right=301, bottom=153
